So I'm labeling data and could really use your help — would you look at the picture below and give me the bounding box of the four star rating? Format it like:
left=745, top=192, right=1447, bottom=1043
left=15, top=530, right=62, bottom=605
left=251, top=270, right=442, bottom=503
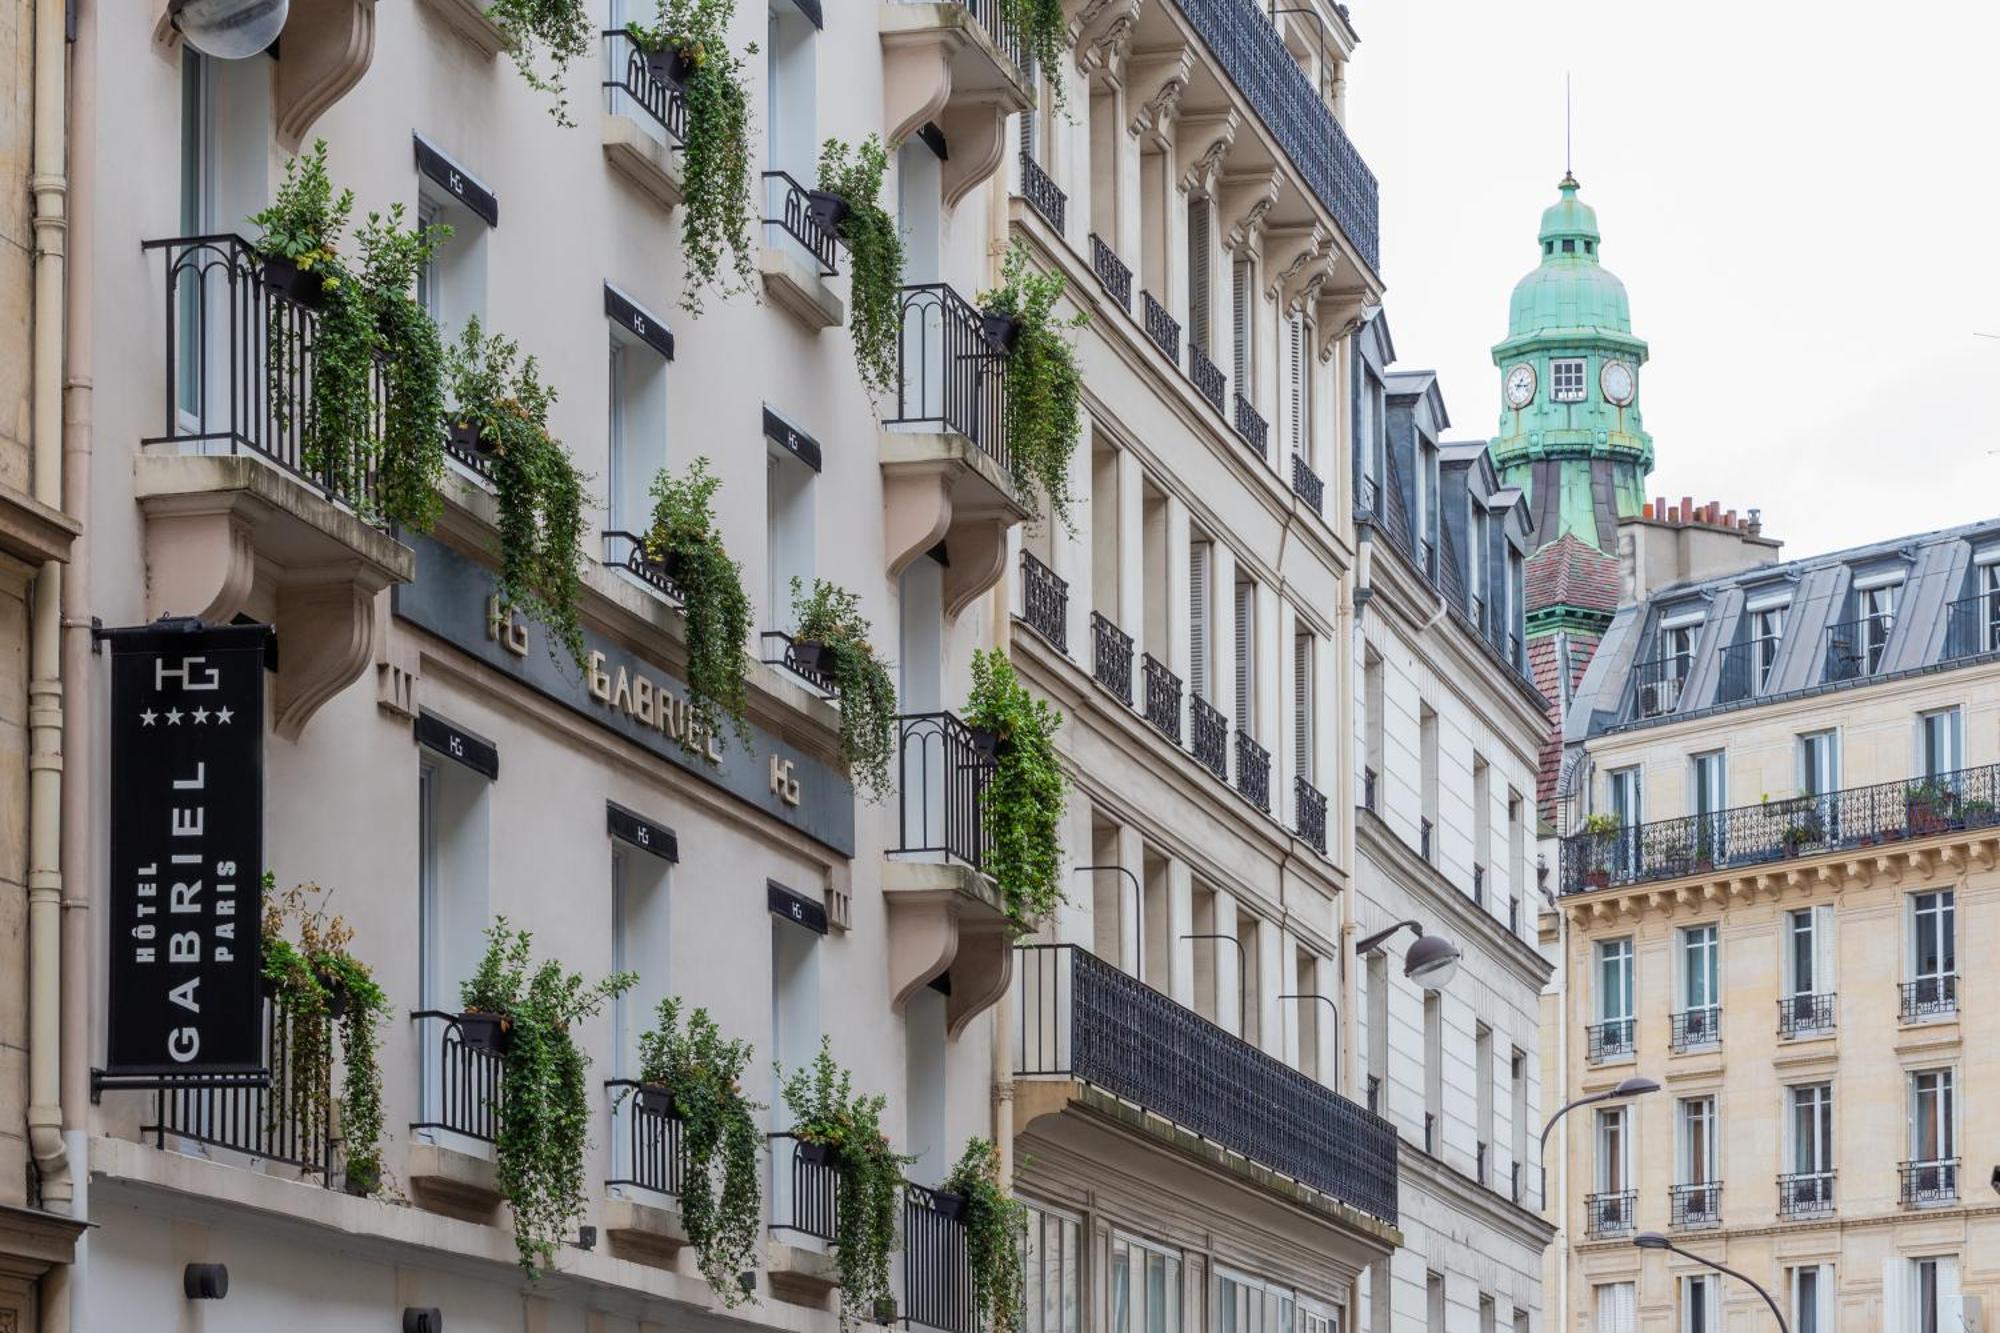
left=137, top=706, right=234, bottom=726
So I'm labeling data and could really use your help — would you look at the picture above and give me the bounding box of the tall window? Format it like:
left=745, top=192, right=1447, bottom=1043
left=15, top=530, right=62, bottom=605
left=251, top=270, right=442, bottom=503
left=608, top=324, right=670, bottom=537
left=1917, top=707, right=1962, bottom=780
left=1680, top=1276, right=1718, bottom=1333
left=766, top=429, right=818, bottom=633
left=1982, top=561, right=2000, bottom=652
left=1608, top=767, right=1642, bottom=876
left=1287, top=312, right=1310, bottom=461
left=1467, top=499, right=1486, bottom=625
left=1597, top=937, right=1634, bottom=1028
left=1422, top=992, right=1442, bottom=1151
left=1594, top=1283, right=1636, bottom=1333
left=1658, top=622, right=1697, bottom=688
left=1751, top=605, right=1785, bottom=690
left=1419, top=704, right=1439, bottom=859
left=1798, top=730, right=1838, bottom=797
left=1594, top=1105, right=1629, bottom=1194
left=1293, top=632, right=1314, bottom=783
left=1910, top=890, right=1956, bottom=1006
left=1677, top=1096, right=1715, bottom=1186
left=416, top=743, right=493, bottom=1132
left=1426, top=1273, right=1445, bottom=1333
left=1112, top=1235, right=1182, bottom=1333
left=1474, top=1022, right=1494, bottom=1179
left=1789, top=1083, right=1832, bottom=1188
left=1789, top=1267, right=1832, bottom=1333
left=1690, top=751, right=1725, bottom=862
left=1860, top=583, right=1896, bottom=672
left=1023, top=1203, right=1081, bottom=1333
left=1362, top=649, right=1384, bottom=806
left=1551, top=357, right=1586, bottom=402
left=1419, top=441, right=1439, bottom=575
left=1187, top=199, right=1211, bottom=354
left=1786, top=905, right=1836, bottom=1015
left=1231, top=257, right=1253, bottom=401
left=1679, top=923, right=1719, bottom=1021
left=1908, top=1069, right=1955, bottom=1166
left=1234, top=577, right=1256, bottom=736
left=1895, top=1257, right=1959, bottom=1333
left=1189, top=539, right=1212, bottom=702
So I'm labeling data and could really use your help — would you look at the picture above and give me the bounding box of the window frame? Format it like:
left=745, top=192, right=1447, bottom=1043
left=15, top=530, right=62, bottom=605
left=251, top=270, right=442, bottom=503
left=1550, top=357, right=1587, bottom=403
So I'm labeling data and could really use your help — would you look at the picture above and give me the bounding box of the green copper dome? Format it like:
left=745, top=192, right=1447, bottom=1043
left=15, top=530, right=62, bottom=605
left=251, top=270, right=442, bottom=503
left=1507, top=174, right=1631, bottom=337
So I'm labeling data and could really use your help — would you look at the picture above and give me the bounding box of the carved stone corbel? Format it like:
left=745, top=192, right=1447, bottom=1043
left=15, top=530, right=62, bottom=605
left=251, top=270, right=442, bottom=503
left=274, top=0, right=379, bottom=152
left=1261, top=222, right=1326, bottom=303
left=1075, top=0, right=1141, bottom=79
left=1176, top=111, right=1239, bottom=196
left=1222, top=169, right=1282, bottom=252
left=1126, top=45, right=1193, bottom=144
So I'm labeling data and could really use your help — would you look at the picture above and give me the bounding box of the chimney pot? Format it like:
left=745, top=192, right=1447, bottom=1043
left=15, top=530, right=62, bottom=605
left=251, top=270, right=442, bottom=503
left=1642, top=502, right=1654, bottom=520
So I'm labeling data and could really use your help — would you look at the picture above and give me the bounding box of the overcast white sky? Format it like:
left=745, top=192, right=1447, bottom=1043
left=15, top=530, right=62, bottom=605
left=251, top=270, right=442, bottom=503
left=1341, top=1, right=2000, bottom=561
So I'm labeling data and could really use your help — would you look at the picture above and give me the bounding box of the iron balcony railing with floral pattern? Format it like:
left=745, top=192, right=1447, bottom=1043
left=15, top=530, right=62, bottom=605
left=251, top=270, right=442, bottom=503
left=1020, top=549, right=1069, bottom=653
left=1091, top=611, right=1135, bottom=707
left=1089, top=233, right=1133, bottom=312
left=1777, top=992, right=1836, bottom=1039
left=1189, top=343, right=1227, bottom=413
left=1586, top=1018, right=1634, bottom=1063
left=1291, top=453, right=1324, bottom=513
left=1014, top=943, right=1398, bottom=1223
left=1142, top=653, right=1183, bottom=743
left=1191, top=696, right=1229, bottom=781
left=1142, top=291, right=1181, bottom=365
left=1900, top=975, right=1957, bottom=1022
left=1019, top=152, right=1067, bottom=233
left=1294, top=777, right=1328, bottom=855
left=1900, top=1159, right=1958, bottom=1208
left=1233, top=394, right=1269, bottom=458
left=1234, top=730, right=1270, bottom=810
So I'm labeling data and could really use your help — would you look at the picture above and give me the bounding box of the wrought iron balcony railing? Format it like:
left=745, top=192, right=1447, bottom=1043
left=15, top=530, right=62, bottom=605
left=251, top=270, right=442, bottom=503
left=1669, top=1181, right=1721, bottom=1229
left=1290, top=453, right=1325, bottom=514
left=945, top=0, right=1028, bottom=71
left=1777, top=1170, right=1834, bottom=1218
left=762, top=170, right=838, bottom=276
left=887, top=283, right=1010, bottom=470
left=1233, top=394, right=1269, bottom=457
left=1711, top=638, right=1772, bottom=705
left=1669, top=1006, right=1721, bottom=1052
left=892, top=712, right=996, bottom=872
left=1015, top=943, right=1398, bottom=1222
left=1020, top=549, right=1069, bottom=653
left=602, top=28, right=688, bottom=143
left=1584, top=1189, right=1636, bottom=1237
left=1142, top=653, right=1182, bottom=743
left=1189, top=343, right=1227, bottom=413
left=1900, top=1158, right=1959, bottom=1208
left=1559, top=761, right=2000, bottom=894
left=1294, top=777, right=1328, bottom=855
left=770, top=1132, right=839, bottom=1240
left=411, top=1010, right=504, bottom=1144
left=1234, top=731, right=1271, bottom=810
left=1423, top=1112, right=1435, bottom=1154
left=1823, top=615, right=1892, bottom=683
left=144, top=994, right=335, bottom=1180
left=1943, top=591, right=2000, bottom=662
left=904, top=1183, right=977, bottom=1333
left=1089, top=233, right=1133, bottom=312
left=1019, top=153, right=1067, bottom=233
left=1141, top=291, right=1181, bottom=365
left=1091, top=611, right=1135, bottom=706
left=1628, top=655, right=1689, bottom=720
left=1900, top=975, right=1957, bottom=1022
left=1777, top=992, right=1836, bottom=1039
left=1191, top=696, right=1228, bottom=781
left=602, top=530, right=689, bottom=604
left=144, top=234, right=387, bottom=515
left=759, top=630, right=839, bottom=697
left=1365, top=1074, right=1380, bottom=1114
left=1508, top=896, right=1520, bottom=934
left=1586, top=1018, right=1634, bottom=1063
left=605, top=1079, right=688, bottom=1197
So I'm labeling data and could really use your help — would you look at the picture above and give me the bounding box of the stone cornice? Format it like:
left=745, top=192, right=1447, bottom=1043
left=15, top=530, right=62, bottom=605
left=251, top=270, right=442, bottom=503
left=1397, top=1144, right=1556, bottom=1250
left=1358, top=809, right=1554, bottom=990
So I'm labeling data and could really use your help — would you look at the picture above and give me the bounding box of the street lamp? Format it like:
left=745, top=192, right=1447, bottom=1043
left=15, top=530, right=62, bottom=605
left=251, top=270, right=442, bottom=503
left=1538, top=1076, right=1659, bottom=1208
left=1353, top=920, right=1462, bottom=991
left=1633, top=1233, right=1789, bottom=1333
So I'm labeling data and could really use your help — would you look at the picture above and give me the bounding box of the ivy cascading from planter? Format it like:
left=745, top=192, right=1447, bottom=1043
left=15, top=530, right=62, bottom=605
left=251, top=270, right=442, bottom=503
left=645, top=457, right=754, bottom=745
left=486, top=0, right=595, bottom=124
left=816, top=135, right=903, bottom=402
left=978, top=243, right=1086, bottom=530
left=941, top=1138, right=1029, bottom=1333
left=791, top=577, right=896, bottom=802
left=963, top=648, right=1069, bottom=935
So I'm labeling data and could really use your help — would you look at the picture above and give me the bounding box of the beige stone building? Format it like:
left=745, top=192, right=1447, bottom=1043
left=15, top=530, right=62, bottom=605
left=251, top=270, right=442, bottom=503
left=1546, top=518, right=2000, bottom=1331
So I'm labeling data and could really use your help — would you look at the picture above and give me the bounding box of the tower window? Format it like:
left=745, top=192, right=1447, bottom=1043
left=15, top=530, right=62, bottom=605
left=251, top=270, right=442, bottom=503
left=1561, top=238, right=1576, bottom=253
left=1585, top=240, right=1595, bottom=253
left=1544, top=241, right=1553, bottom=255
left=1551, top=358, right=1587, bottom=402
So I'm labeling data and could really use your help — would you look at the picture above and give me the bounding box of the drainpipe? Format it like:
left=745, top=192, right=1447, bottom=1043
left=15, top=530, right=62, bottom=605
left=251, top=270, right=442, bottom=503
left=991, top=539, right=1016, bottom=1186
left=1336, top=564, right=1359, bottom=1099
left=26, top=0, right=72, bottom=1218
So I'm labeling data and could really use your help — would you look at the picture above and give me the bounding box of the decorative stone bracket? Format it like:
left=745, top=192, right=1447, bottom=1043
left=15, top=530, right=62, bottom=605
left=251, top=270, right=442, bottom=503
left=881, top=3, right=1034, bottom=209
left=153, top=0, right=378, bottom=151
left=883, top=860, right=1015, bottom=1037
left=881, top=432, right=1035, bottom=622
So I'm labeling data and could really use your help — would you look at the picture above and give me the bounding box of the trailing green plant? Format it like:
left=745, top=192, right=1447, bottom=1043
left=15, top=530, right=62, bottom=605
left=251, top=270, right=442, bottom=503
left=634, top=999, right=763, bottom=1302
left=999, top=0, right=1068, bottom=104
left=1579, top=812, right=1621, bottom=836
left=780, top=1040, right=910, bottom=1325
left=963, top=649, right=1067, bottom=934
left=258, top=875, right=390, bottom=1193
left=488, top=0, right=593, bottom=125
left=460, top=920, right=636, bottom=1277
left=817, top=136, right=902, bottom=400
left=979, top=243, right=1085, bottom=528
left=645, top=457, right=752, bottom=747
left=358, top=203, right=451, bottom=530
left=792, top=577, right=896, bottom=803
left=445, top=318, right=590, bottom=668
left=652, top=0, right=758, bottom=312
left=941, top=1139, right=1027, bottom=1333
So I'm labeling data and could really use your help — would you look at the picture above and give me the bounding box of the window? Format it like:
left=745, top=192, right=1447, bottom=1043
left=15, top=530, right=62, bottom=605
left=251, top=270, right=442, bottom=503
left=1475, top=1022, right=1494, bottom=1180
left=1785, top=905, right=1836, bottom=1013
left=416, top=747, right=492, bottom=1133
left=1234, top=576, right=1256, bottom=736
left=1362, top=649, right=1384, bottom=807
left=1983, top=562, right=2000, bottom=652
left=1593, top=1283, right=1635, bottom=1333
left=1472, top=755, right=1491, bottom=905
left=1596, top=938, right=1634, bottom=1025
left=1419, top=441, right=1439, bottom=574
left=1422, top=992, right=1442, bottom=1152
left=1677, top=1096, right=1715, bottom=1185
left=765, top=427, right=817, bottom=633
left=1594, top=1106, right=1629, bottom=1193
left=610, top=837, right=672, bottom=1078
left=1751, top=605, right=1785, bottom=690
left=1917, top=707, right=1962, bottom=779
left=1909, top=1069, right=1955, bottom=1165
left=1510, top=1049, right=1529, bottom=1196
left=1426, top=1272, right=1445, bottom=1333
left=1507, top=791, right=1526, bottom=929
left=1293, top=631, right=1314, bottom=783
left=764, top=0, right=820, bottom=265
left=1467, top=501, right=1489, bottom=627
left=1287, top=311, right=1310, bottom=462
left=1690, top=751, right=1725, bottom=862
left=1680, top=1276, right=1718, bottom=1333
left=1678, top=923, right=1719, bottom=1023
left=1479, top=1296, right=1495, bottom=1333
left=1551, top=357, right=1586, bottom=402
left=1890, top=1257, right=1960, bottom=1333
left=1113, top=1235, right=1183, bottom=1333
left=1798, top=730, right=1839, bottom=797
left=1231, top=257, right=1254, bottom=400
left=1659, top=622, right=1697, bottom=686
left=415, top=199, right=444, bottom=321
left=1190, top=539, right=1212, bottom=701
left=1860, top=583, right=1896, bottom=672
left=1022, top=1203, right=1081, bottom=1333
left=1910, top=890, right=1956, bottom=998
left=1789, top=1266, right=1832, bottom=1333
left=1356, top=367, right=1380, bottom=505
left=607, top=324, right=670, bottom=536
left=1418, top=704, right=1438, bottom=859
left=1609, top=766, right=1642, bottom=827
left=1789, top=1082, right=1833, bottom=1180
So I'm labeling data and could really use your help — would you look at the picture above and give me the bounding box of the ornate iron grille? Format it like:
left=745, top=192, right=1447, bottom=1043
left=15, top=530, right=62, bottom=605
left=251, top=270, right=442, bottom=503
left=1586, top=1018, right=1634, bottom=1063
left=1777, top=1170, right=1835, bottom=1217
left=1584, top=1190, right=1636, bottom=1237
left=903, top=1184, right=976, bottom=1333
left=1900, top=975, right=1958, bottom=1022
left=1189, top=343, right=1227, bottom=412
left=759, top=631, right=839, bottom=697
left=1777, top=992, right=1836, bottom=1039
left=1233, top=394, right=1268, bottom=457
left=1089, top=233, right=1133, bottom=312
left=1013, top=944, right=1398, bottom=1223
left=1234, top=730, right=1270, bottom=810
left=144, top=994, right=334, bottom=1178
left=1020, top=550, right=1069, bottom=653
left=1944, top=591, right=2000, bottom=661
left=762, top=171, right=839, bottom=276
left=605, top=1080, right=688, bottom=1196
left=1559, top=762, right=2000, bottom=894
left=1712, top=639, right=1763, bottom=705
left=601, top=530, right=690, bottom=604
left=1091, top=611, right=1135, bottom=706
left=771, top=1133, right=839, bottom=1240
left=1191, top=697, right=1228, bottom=780
left=1019, top=153, right=1067, bottom=232
left=410, top=1011, right=504, bottom=1144
left=1900, top=1159, right=1958, bottom=1208
left=892, top=712, right=996, bottom=871
left=1142, top=291, right=1181, bottom=364
left=1669, top=1006, right=1721, bottom=1052
left=1669, top=1182, right=1722, bottom=1229
left=1294, top=777, right=1327, bottom=854
left=887, top=284, right=1010, bottom=471
left=1291, top=453, right=1323, bottom=512
left=1141, top=653, right=1183, bottom=743
left=601, top=28, right=688, bottom=143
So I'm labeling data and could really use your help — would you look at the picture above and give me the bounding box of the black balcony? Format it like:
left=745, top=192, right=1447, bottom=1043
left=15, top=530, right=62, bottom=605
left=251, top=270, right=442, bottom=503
left=1189, top=343, right=1227, bottom=413
left=762, top=170, right=839, bottom=276
left=1943, top=592, right=2000, bottom=661
left=1900, top=1158, right=1958, bottom=1208
left=770, top=1132, right=840, bottom=1241
left=1777, top=992, right=1836, bottom=1038
left=1585, top=1189, right=1636, bottom=1237
left=1669, top=1006, right=1721, bottom=1052
left=1294, top=777, right=1328, bottom=855
left=1419, top=816, right=1433, bottom=862
left=1234, top=731, right=1270, bottom=810
left=1020, top=549, right=1069, bottom=653
left=1089, top=233, right=1133, bottom=312
left=1142, top=653, right=1182, bottom=743
left=1291, top=452, right=1324, bottom=513
left=892, top=712, right=997, bottom=871
left=410, top=1010, right=504, bottom=1144
left=1471, top=863, right=1485, bottom=909
left=601, top=28, right=688, bottom=143
left=1189, top=696, right=1228, bottom=781
left=1014, top=943, right=1398, bottom=1223
left=602, top=530, right=690, bottom=604
left=1823, top=615, right=1891, bottom=682
left=1778, top=1170, right=1835, bottom=1218
left=1628, top=655, right=1688, bottom=720
left=605, top=1079, right=688, bottom=1196
left=1558, top=761, right=2000, bottom=894
left=1166, top=0, right=1379, bottom=271
left=1586, top=1018, right=1634, bottom=1063
left=1019, top=152, right=1067, bottom=233
left=1362, top=766, right=1377, bottom=812
left=1669, top=1181, right=1722, bottom=1229
left=1141, top=291, right=1181, bottom=365
left=1091, top=611, right=1135, bottom=706
left=1711, top=639, right=1770, bottom=705
left=760, top=630, right=839, bottom=697
left=144, top=234, right=387, bottom=515
left=144, top=994, right=334, bottom=1179
left=1233, top=394, right=1269, bottom=457
left=904, top=1183, right=977, bottom=1333
left=1900, top=975, right=1957, bottom=1022
left=887, top=283, right=1009, bottom=469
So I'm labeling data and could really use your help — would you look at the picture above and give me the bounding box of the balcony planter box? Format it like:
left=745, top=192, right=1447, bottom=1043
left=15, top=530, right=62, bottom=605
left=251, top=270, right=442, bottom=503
left=791, top=639, right=835, bottom=676
left=315, top=966, right=351, bottom=1019
left=966, top=724, right=1001, bottom=760
left=342, top=1160, right=380, bottom=1197
left=455, top=1010, right=510, bottom=1054
left=805, top=189, right=850, bottom=236
left=929, top=1190, right=969, bottom=1222
left=794, top=1138, right=839, bottom=1168
left=261, top=255, right=327, bottom=310
left=448, top=421, right=498, bottom=456
left=873, top=1298, right=899, bottom=1325
left=979, top=310, right=1021, bottom=352
left=646, top=46, right=699, bottom=87
left=635, top=1083, right=676, bottom=1117
left=1583, top=868, right=1611, bottom=890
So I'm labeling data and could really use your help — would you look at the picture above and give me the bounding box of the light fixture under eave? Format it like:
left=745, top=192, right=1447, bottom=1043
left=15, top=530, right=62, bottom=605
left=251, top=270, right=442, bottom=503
left=1404, top=932, right=1462, bottom=991
left=170, top=0, right=289, bottom=60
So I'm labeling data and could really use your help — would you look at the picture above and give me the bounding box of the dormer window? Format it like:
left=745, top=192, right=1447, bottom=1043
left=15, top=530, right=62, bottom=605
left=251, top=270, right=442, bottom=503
left=1551, top=358, right=1587, bottom=402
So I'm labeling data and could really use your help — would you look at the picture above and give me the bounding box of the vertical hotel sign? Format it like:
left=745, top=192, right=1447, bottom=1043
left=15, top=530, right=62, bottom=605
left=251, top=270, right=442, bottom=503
left=105, top=621, right=269, bottom=1077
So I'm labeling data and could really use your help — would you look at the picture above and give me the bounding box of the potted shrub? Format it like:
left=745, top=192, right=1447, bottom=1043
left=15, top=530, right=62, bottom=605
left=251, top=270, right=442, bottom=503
left=1905, top=781, right=1956, bottom=836
left=1964, top=798, right=1997, bottom=829
left=941, top=1139, right=1027, bottom=1333
left=249, top=141, right=349, bottom=310
left=358, top=202, right=452, bottom=532
left=460, top=920, right=636, bottom=1277
left=806, top=187, right=851, bottom=235
left=964, top=649, right=1068, bottom=935
left=980, top=308, right=1022, bottom=352
left=781, top=1040, right=910, bottom=1328
left=653, top=0, right=758, bottom=313
left=791, top=577, right=897, bottom=803
left=646, top=458, right=753, bottom=747
left=625, top=19, right=697, bottom=84
left=487, top=0, right=594, bottom=124
left=818, top=135, right=902, bottom=399
left=979, top=244, right=1087, bottom=528
left=634, top=998, right=763, bottom=1304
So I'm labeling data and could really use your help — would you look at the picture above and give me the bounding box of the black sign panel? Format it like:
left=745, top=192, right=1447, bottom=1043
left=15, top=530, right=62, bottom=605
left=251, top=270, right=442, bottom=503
left=605, top=284, right=675, bottom=362
left=768, top=881, right=828, bottom=935
left=608, top=802, right=679, bottom=862
left=416, top=710, right=499, bottom=779
left=763, top=407, right=822, bottom=472
left=413, top=134, right=499, bottom=226
left=106, top=622, right=270, bottom=1076
left=786, top=0, right=822, bottom=27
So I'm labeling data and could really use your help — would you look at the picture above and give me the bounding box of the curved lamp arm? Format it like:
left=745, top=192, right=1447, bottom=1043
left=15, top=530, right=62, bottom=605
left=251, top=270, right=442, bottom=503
left=1635, top=1234, right=1789, bottom=1333
left=1354, top=919, right=1426, bottom=955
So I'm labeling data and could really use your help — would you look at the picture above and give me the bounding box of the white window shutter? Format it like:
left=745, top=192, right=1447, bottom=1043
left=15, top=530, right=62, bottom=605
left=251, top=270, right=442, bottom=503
left=1189, top=543, right=1209, bottom=701
left=1232, top=259, right=1251, bottom=395
left=1188, top=203, right=1210, bottom=352
left=1293, top=634, right=1311, bottom=779
left=1288, top=315, right=1305, bottom=456
left=1234, top=581, right=1254, bottom=733
left=1814, top=904, right=1837, bottom=993
left=1817, top=1266, right=1837, bottom=1333
left=1882, top=1257, right=1909, bottom=1333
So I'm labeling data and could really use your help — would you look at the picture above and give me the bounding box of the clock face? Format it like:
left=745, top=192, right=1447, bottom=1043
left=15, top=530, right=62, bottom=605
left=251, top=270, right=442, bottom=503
left=1601, top=360, right=1636, bottom=405
left=1505, top=363, right=1536, bottom=409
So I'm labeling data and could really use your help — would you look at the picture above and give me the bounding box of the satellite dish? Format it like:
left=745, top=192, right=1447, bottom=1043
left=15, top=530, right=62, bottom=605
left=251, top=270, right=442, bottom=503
left=170, top=0, right=289, bottom=59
